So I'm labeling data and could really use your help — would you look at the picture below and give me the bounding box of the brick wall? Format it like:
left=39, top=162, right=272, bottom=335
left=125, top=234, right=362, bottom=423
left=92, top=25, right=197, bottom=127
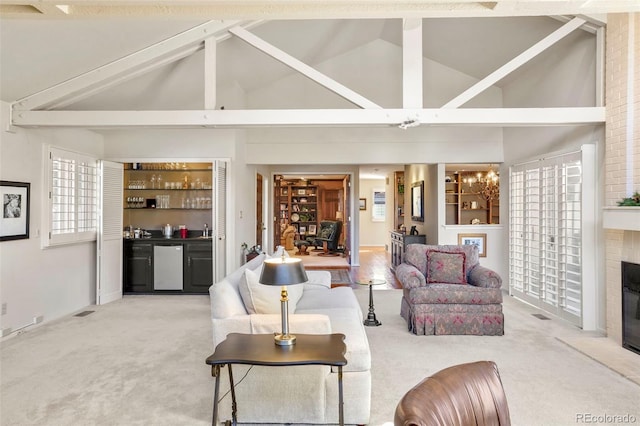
left=604, top=13, right=640, bottom=343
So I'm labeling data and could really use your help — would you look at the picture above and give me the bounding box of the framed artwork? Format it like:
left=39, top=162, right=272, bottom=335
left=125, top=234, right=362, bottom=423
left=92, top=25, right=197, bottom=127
left=308, top=224, right=317, bottom=235
left=297, top=189, right=307, bottom=195
left=299, top=226, right=307, bottom=234
left=411, top=181, right=424, bottom=222
left=359, top=198, right=367, bottom=210
left=458, top=233, right=487, bottom=257
left=0, top=181, right=30, bottom=242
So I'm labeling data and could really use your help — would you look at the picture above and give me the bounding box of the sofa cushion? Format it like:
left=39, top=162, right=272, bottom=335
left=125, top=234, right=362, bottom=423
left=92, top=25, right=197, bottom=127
left=297, top=286, right=362, bottom=317
left=210, top=280, right=249, bottom=319
left=239, top=267, right=304, bottom=314
left=426, top=250, right=467, bottom=284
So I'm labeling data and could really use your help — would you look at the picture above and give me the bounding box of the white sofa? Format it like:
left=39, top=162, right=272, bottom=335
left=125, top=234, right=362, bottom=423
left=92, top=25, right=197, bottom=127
left=208, top=251, right=372, bottom=425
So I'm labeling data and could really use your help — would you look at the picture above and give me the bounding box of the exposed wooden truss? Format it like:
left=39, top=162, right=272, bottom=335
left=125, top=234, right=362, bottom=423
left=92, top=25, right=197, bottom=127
left=10, top=16, right=606, bottom=129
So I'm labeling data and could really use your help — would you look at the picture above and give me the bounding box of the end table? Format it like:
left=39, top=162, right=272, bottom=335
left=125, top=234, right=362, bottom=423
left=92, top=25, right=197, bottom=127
left=206, top=333, right=347, bottom=425
left=356, top=278, right=385, bottom=326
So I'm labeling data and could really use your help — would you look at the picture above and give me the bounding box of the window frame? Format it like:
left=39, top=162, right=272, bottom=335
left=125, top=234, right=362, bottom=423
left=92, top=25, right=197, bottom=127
left=371, top=188, right=386, bottom=222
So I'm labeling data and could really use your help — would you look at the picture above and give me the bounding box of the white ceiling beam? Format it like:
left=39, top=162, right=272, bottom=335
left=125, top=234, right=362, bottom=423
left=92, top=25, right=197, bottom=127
left=403, top=18, right=423, bottom=109
left=41, top=45, right=203, bottom=110
left=14, top=20, right=242, bottom=111
left=204, top=37, right=217, bottom=110
left=1, top=1, right=638, bottom=19
left=442, top=16, right=586, bottom=109
left=11, top=107, right=604, bottom=128
left=228, top=26, right=381, bottom=109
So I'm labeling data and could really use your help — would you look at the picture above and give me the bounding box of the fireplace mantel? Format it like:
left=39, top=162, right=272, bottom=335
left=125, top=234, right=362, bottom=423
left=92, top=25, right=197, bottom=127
left=603, top=207, right=640, bottom=231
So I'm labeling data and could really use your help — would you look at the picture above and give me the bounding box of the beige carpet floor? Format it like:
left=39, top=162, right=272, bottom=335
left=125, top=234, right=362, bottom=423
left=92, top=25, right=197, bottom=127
left=1, top=290, right=639, bottom=425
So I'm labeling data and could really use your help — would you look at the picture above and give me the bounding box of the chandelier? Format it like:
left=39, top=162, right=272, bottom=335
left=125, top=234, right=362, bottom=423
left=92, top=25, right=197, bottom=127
left=462, top=165, right=500, bottom=202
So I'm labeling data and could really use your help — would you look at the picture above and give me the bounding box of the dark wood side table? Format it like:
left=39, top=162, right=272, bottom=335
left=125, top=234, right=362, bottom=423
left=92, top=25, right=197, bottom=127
left=205, top=333, right=347, bottom=426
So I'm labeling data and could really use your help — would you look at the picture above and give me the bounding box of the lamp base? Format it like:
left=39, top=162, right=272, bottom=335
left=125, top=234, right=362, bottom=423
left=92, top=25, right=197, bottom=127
left=274, top=334, right=296, bottom=346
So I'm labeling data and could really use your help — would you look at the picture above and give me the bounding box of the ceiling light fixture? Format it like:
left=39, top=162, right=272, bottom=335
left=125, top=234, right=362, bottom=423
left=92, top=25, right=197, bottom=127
left=398, top=119, right=421, bottom=130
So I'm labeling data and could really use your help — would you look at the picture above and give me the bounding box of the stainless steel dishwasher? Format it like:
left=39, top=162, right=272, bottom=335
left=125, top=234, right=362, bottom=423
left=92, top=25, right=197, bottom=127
left=153, top=245, right=184, bottom=290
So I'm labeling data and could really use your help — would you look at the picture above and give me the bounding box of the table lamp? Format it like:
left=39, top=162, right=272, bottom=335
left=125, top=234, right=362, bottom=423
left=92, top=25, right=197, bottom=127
left=259, top=256, right=308, bottom=346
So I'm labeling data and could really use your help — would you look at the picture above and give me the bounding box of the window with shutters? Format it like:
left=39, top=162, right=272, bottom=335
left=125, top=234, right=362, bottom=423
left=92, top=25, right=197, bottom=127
left=509, top=147, right=596, bottom=328
left=372, top=189, right=386, bottom=222
left=44, top=146, right=98, bottom=247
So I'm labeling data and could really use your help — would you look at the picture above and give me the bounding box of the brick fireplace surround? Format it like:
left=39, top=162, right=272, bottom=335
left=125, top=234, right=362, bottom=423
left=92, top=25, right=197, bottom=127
left=603, top=13, right=640, bottom=346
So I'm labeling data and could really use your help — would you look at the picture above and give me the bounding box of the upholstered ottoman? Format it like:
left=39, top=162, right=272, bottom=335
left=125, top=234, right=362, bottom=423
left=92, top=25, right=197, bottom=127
left=295, top=239, right=310, bottom=255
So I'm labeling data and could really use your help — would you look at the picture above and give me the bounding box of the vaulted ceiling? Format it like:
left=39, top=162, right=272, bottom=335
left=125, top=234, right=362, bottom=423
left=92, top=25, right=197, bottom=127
left=1, top=16, right=572, bottom=104
left=1, top=1, right=636, bottom=129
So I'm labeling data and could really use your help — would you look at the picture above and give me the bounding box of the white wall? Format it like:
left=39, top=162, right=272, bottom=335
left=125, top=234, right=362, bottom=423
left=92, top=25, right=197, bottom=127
left=0, top=101, right=104, bottom=336
left=358, top=178, right=387, bottom=246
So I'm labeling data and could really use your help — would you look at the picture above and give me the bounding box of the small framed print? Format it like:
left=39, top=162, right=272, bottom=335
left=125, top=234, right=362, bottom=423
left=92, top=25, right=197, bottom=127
left=299, top=226, right=307, bottom=234
left=458, top=233, right=487, bottom=257
left=359, top=198, right=367, bottom=210
left=297, top=189, right=307, bottom=195
left=1, top=181, right=30, bottom=242
left=308, top=224, right=317, bottom=235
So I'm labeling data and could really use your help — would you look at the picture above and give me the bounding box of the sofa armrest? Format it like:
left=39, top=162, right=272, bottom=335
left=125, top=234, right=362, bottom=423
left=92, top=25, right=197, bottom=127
left=212, top=315, right=252, bottom=348
left=468, top=265, right=503, bottom=288
left=395, top=263, right=427, bottom=289
left=250, top=314, right=332, bottom=335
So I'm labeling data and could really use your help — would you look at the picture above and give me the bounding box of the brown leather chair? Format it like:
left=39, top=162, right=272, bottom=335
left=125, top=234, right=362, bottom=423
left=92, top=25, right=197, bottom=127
left=394, top=361, right=511, bottom=426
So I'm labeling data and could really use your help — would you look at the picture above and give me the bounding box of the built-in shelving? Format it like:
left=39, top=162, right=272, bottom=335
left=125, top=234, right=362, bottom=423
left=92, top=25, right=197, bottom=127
left=123, top=162, right=214, bottom=231
left=445, top=172, right=499, bottom=225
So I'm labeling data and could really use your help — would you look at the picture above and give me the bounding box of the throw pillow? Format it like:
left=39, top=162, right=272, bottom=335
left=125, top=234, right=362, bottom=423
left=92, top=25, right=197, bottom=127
left=239, top=267, right=304, bottom=314
left=210, top=280, right=249, bottom=319
left=426, top=250, right=467, bottom=284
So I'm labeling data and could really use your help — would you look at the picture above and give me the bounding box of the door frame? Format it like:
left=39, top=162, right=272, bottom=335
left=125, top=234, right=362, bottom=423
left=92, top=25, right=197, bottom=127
left=268, top=171, right=358, bottom=266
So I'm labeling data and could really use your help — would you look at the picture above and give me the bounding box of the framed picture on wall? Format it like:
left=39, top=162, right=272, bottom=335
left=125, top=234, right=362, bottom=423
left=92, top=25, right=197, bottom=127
left=0, top=181, right=30, bottom=242
left=458, top=233, right=487, bottom=257
left=359, top=198, right=367, bottom=210
left=411, top=181, right=424, bottom=222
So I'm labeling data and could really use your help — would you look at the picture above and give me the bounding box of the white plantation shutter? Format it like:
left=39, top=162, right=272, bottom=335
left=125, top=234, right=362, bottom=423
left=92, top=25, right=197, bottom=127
left=97, top=161, right=123, bottom=305
left=215, top=160, right=227, bottom=281
left=46, top=146, right=98, bottom=246
left=509, top=146, right=596, bottom=328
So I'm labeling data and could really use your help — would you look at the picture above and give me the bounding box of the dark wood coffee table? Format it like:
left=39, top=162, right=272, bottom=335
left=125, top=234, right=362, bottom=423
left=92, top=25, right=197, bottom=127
left=206, top=333, right=347, bottom=426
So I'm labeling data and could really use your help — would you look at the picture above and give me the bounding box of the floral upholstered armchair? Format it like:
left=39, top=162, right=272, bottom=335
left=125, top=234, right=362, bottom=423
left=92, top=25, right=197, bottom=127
left=396, top=244, right=504, bottom=336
